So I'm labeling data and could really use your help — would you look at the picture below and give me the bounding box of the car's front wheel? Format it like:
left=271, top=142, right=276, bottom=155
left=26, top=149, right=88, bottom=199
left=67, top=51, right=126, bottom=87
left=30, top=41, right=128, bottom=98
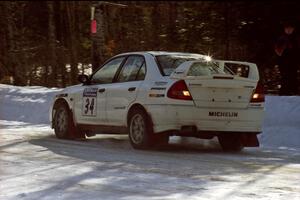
left=128, top=108, right=154, bottom=149
left=218, top=133, right=244, bottom=152
left=53, top=103, right=85, bottom=140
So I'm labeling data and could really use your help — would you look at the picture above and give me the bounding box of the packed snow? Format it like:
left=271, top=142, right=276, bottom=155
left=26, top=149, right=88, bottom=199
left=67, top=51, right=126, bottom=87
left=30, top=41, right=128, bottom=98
left=0, top=84, right=300, bottom=200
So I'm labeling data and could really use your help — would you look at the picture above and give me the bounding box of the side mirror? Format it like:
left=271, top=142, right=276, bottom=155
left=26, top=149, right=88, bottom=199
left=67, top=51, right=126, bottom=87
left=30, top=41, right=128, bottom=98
left=77, top=74, right=89, bottom=84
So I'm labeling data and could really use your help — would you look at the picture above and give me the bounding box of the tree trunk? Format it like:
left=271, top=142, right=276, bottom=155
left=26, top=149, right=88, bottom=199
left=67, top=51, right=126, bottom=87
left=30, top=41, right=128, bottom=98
left=224, top=1, right=230, bottom=59
left=150, top=3, right=161, bottom=50
left=92, top=3, right=106, bottom=72
left=6, top=2, right=23, bottom=85
left=47, top=1, right=57, bottom=87
left=0, top=2, right=8, bottom=81
left=57, top=2, right=67, bottom=87
left=64, top=2, right=79, bottom=84
left=167, top=2, right=178, bottom=51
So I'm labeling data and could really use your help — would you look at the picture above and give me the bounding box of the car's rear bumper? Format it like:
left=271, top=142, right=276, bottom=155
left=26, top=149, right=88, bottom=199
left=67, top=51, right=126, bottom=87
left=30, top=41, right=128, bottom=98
left=145, top=104, right=264, bottom=134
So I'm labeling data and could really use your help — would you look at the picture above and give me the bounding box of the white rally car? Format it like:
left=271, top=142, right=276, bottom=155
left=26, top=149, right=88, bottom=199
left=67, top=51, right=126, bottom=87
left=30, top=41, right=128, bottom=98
left=50, top=51, right=264, bottom=151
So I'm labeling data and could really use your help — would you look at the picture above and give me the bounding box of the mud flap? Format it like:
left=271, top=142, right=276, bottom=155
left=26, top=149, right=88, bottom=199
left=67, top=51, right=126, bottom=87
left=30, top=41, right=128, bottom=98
left=241, top=134, right=259, bottom=147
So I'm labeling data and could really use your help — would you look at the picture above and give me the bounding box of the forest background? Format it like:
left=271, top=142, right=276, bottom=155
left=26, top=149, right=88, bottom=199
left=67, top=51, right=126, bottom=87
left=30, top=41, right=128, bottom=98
left=1, top=1, right=299, bottom=94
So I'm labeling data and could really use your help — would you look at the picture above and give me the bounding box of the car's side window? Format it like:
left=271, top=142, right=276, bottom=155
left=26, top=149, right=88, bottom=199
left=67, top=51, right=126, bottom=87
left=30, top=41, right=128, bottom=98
left=116, top=56, right=146, bottom=82
left=136, top=62, right=146, bottom=81
left=90, top=57, right=125, bottom=84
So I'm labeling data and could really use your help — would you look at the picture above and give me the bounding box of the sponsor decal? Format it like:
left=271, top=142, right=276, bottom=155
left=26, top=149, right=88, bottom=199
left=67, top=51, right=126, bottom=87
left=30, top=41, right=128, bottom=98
left=56, top=93, right=68, bottom=98
left=150, top=87, right=166, bottom=90
left=149, top=93, right=165, bottom=97
left=83, top=88, right=97, bottom=97
left=244, top=85, right=255, bottom=89
left=114, top=106, right=126, bottom=110
left=154, top=81, right=168, bottom=86
left=209, top=111, right=238, bottom=117
left=175, top=71, right=184, bottom=74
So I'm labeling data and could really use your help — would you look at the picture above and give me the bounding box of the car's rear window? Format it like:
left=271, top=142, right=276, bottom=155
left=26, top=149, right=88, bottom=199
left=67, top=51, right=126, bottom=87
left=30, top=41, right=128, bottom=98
left=155, top=55, right=201, bottom=76
left=156, top=55, right=244, bottom=77
left=224, top=63, right=250, bottom=78
left=187, top=62, right=224, bottom=76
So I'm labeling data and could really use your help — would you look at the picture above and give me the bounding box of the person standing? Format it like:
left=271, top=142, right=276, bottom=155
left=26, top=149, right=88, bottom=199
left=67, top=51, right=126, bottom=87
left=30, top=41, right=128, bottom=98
left=274, top=20, right=300, bottom=95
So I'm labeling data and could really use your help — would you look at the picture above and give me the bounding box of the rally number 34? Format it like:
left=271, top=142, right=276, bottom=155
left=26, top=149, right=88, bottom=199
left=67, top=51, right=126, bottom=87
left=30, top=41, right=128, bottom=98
left=82, top=97, right=96, bottom=116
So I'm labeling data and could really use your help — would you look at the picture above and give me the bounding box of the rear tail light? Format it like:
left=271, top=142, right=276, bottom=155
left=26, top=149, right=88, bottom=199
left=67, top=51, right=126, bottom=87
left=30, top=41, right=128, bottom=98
left=167, top=80, right=193, bottom=100
left=250, top=81, right=265, bottom=103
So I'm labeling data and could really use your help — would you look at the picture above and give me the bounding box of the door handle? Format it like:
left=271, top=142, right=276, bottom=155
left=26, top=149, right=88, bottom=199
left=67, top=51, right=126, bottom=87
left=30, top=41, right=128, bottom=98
left=128, top=87, right=136, bottom=92
left=98, top=88, right=106, bottom=93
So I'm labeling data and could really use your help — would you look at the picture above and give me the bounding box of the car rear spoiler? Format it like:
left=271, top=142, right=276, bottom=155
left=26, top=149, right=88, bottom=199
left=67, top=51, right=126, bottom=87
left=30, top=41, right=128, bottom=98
left=170, top=59, right=259, bottom=81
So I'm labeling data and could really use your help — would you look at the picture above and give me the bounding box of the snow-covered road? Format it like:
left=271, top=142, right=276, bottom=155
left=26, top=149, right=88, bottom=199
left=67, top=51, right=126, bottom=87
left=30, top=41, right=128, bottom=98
left=1, top=120, right=300, bottom=200
left=1, top=84, right=300, bottom=199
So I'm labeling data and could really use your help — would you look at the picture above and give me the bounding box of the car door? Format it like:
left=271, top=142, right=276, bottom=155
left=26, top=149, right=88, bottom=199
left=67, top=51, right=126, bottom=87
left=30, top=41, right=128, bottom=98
left=105, top=55, right=146, bottom=126
left=74, top=56, right=126, bottom=125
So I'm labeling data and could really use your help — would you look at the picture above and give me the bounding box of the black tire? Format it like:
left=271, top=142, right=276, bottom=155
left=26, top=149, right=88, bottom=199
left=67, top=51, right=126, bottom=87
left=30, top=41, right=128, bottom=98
left=128, top=108, right=154, bottom=149
left=218, top=133, right=244, bottom=152
left=53, top=103, right=85, bottom=140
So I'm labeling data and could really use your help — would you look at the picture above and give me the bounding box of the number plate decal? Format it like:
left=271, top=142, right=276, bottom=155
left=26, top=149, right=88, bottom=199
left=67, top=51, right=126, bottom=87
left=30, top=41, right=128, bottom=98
left=82, top=88, right=97, bottom=116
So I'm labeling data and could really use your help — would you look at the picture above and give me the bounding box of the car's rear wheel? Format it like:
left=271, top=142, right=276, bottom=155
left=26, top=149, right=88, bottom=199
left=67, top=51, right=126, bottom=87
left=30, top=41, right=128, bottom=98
left=53, top=103, right=85, bottom=140
left=218, top=133, right=244, bottom=152
left=128, top=108, right=154, bottom=149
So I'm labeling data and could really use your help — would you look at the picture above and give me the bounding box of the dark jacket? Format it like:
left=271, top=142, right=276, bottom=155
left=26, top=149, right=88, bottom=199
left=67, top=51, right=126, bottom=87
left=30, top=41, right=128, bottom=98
left=275, top=32, right=300, bottom=68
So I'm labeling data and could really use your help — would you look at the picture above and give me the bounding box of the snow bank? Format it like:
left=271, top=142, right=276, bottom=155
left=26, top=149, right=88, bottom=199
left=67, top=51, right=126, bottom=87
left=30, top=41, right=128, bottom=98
left=0, top=84, right=299, bottom=149
left=0, top=84, right=62, bottom=124
left=260, top=96, right=300, bottom=149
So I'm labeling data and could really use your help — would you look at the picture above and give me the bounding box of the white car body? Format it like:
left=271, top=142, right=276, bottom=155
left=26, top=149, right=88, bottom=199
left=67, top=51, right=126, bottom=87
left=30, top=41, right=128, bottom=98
left=50, top=51, right=265, bottom=149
